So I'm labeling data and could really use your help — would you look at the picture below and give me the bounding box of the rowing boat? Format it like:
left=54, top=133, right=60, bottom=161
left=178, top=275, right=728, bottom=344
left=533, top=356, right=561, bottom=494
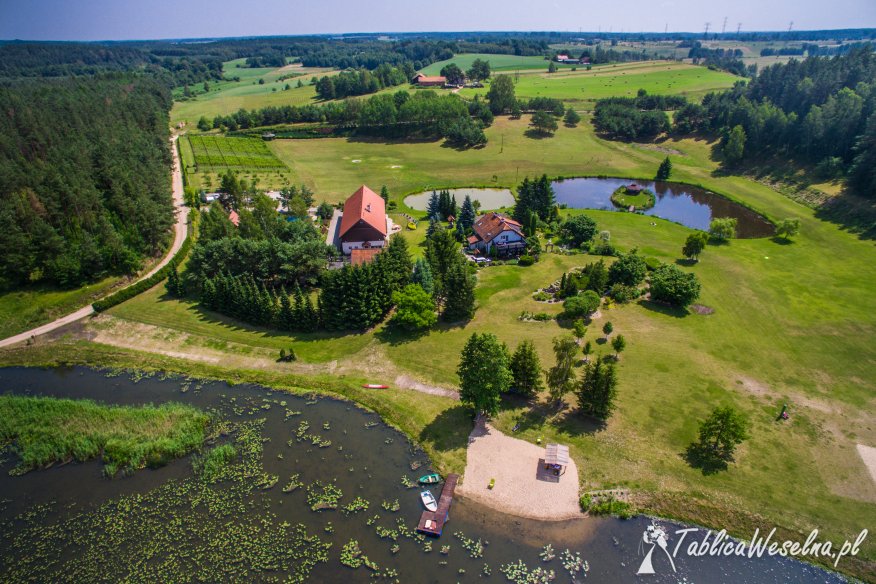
left=418, top=473, right=441, bottom=484
left=420, top=490, right=438, bottom=512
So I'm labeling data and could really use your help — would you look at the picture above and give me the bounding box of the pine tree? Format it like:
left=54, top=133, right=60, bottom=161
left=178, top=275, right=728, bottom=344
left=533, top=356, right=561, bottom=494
left=302, top=294, right=318, bottom=332
left=165, top=262, right=182, bottom=297
left=201, top=278, right=217, bottom=309
left=545, top=335, right=579, bottom=404
left=278, top=289, right=294, bottom=330
left=459, top=195, right=476, bottom=229
left=527, top=211, right=538, bottom=237
left=380, top=185, right=390, bottom=204
left=450, top=195, right=459, bottom=220
left=426, top=191, right=441, bottom=220
left=439, top=190, right=451, bottom=220
left=426, top=226, right=461, bottom=300
left=510, top=340, right=544, bottom=397
left=576, top=356, right=619, bottom=420
left=379, top=234, right=413, bottom=292
left=412, top=258, right=435, bottom=295
left=513, top=177, right=534, bottom=223
left=656, top=156, right=672, bottom=181
left=455, top=219, right=466, bottom=242
left=442, top=258, right=476, bottom=321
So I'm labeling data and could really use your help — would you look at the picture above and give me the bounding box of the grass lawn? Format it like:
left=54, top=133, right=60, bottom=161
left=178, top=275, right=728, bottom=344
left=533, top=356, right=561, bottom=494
left=171, top=59, right=332, bottom=127
left=458, top=61, right=740, bottom=107
left=420, top=53, right=579, bottom=75
left=0, top=276, right=121, bottom=339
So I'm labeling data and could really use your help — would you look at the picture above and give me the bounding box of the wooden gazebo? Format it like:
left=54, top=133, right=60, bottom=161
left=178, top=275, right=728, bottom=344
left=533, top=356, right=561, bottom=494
left=544, top=443, right=570, bottom=476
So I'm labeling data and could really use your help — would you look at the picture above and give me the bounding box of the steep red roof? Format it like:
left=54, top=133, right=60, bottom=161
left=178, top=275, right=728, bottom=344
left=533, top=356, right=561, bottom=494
left=471, top=213, right=524, bottom=244
left=339, top=185, right=387, bottom=239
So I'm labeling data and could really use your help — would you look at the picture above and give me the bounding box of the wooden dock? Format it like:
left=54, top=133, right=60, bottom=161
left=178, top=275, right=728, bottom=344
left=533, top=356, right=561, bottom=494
left=416, top=473, right=459, bottom=537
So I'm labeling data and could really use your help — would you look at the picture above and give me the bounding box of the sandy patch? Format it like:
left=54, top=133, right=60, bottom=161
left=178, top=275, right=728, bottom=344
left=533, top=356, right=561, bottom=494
left=394, top=375, right=458, bottom=399
left=857, top=444, right=876, bottom=485
left=457, top=417, right=581, bottom=521
left=351, top=159, right=362, bottom=163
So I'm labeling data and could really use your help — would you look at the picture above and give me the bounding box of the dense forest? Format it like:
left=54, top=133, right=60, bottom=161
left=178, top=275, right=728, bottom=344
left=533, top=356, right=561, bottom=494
left=314, top=63, right=414, bottom=100
left=593, top=46, right=876, bottom=197
left=0, top=76, right=174, bottom=289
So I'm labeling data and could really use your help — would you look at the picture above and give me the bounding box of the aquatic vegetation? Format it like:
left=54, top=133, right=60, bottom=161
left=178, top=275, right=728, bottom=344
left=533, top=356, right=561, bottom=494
left=501, top=559, right=557, bottom=583
left=482, top=563, right=492, bottom=576
left=0, top=419, right=330, bottom=582
left=306, top=480, right=344, bottom=511
left=342, top=496, right=370, bottom=515
left=381, top=499, right=401, bottom=512
left=340, top=539, right=365, bottom=568
left=540, top=543, right=555, bottom=562
left=375, top=525, right=399, bottom=541
left=454, top=530, right=485, bottom=559
left=366, top=514, right=380, bottom=526
left=282, top=473, right=304, bottom=492
left=325, top=522, right=335, bottom=533
left=193, top=443, right=237, bottom=482
left=391, top=543, right=400, bottom=554
left=400, top=474, right=416, bottom=488
left=0, top=395, right=210, bottom=476
left=440, top=545, right=451, bottom=555
left=323, top=421, right=331, bottom=430
left=295, top=420, right=311, bottom=440
left=560, top=549, right=589, bottom=578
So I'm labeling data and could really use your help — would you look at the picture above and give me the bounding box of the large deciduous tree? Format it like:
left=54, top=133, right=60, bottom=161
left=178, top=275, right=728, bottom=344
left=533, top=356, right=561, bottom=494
left=457, top=333, right=511, bottom=416
left=487, top=74, right=516, bottom=115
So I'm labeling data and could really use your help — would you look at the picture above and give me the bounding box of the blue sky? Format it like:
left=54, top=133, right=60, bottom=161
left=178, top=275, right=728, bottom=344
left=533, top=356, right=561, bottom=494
left=1, top=0, right=874, bottom=41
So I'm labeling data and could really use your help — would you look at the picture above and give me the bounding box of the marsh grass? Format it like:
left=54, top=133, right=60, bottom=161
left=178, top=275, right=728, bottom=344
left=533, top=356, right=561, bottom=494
left=0, top=395, right=210, bottom=476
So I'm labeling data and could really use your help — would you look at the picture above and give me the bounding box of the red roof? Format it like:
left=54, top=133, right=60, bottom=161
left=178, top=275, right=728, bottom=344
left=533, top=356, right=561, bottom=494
left=471, top=213, right=524, bottom=244
left=414, top=74, right=446, bottom=84
left=351, top=248, right=382, bottom=266
left=627, top=183, right=643, bottom=192
left=228, top=210, right=240, bottom=226
left=339, top=185, right=387, bottom=239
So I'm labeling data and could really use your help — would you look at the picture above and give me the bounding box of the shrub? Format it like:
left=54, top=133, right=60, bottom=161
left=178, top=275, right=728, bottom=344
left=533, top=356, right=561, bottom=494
left=517, top=255, right=535, bottom=266
left=608, top=249, right=647, bottom=286
left=650, top=264, right=701, bottom=307
left=532, top=291, right=551, bottom=301
left=608, top=284, right=639, bottom=303
left=589, top=241, right=617, bottom=256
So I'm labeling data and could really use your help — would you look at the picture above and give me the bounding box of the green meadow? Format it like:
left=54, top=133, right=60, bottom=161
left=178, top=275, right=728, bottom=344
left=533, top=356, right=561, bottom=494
left=420, top=52, right=578, bottom=74
left=458, top=61, right=740, bottom=106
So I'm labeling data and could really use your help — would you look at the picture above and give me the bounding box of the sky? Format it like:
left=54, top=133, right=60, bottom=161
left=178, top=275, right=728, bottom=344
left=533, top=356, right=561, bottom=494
left=1, top=0, right=875, bottom=41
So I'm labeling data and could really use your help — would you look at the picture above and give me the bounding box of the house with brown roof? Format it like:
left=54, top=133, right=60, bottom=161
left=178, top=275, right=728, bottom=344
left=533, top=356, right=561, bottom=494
left=337, top=185, right=393, bottom=255
left=467, top=212, right=526, bottom=256
left=413, top=73, right=446, bottom=87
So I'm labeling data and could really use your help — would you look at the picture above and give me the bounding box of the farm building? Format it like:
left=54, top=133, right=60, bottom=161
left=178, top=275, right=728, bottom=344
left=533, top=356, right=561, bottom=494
left=413, top=73, right=446, bottom=87
left=625, top=183, right=644, bottom=194
left=467, top=212, right=526, bottom=256
left=554, top=54, right=580, bottom=64
left=336, top=185, right=394, bottom=255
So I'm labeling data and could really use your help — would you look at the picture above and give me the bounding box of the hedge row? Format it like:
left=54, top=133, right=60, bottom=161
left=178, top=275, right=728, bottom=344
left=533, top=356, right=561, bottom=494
left=93, top=210, right=197, bottom=312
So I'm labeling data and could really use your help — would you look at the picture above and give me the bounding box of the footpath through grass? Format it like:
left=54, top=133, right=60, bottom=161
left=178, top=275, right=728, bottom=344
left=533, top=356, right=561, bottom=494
left=0, top=394, right=210, bottom=476
left=0, top=276, right=121, bottom=340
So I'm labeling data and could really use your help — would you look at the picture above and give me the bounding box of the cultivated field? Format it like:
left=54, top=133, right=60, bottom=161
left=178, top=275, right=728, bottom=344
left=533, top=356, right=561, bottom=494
left=420, top=53, right=578, bottom=74
left=180, top=135, right=293, bottom=192
left=171, top=59, right=332, bottom=127
left=458, top=61, right=740, bottom=106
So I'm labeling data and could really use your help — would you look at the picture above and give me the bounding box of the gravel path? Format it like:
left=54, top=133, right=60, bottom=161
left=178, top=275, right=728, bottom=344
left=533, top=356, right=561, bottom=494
left=457, top=417, right=582, bottom=521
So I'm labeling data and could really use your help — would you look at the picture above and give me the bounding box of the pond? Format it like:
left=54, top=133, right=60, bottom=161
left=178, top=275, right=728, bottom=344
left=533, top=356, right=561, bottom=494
left=405, top=188, right=515, bottom=212
left=552, top=177, right=775, bottom=238
left=0, top=367, right=848, bottom=583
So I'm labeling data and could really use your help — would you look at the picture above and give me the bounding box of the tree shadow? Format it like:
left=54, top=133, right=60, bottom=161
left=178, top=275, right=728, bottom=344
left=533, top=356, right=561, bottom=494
left=186, top=302, right=357, bottom=342
left=374, top=323, right=430, bottom=346
left=814, top=189, right=876, bottom=241
left=674, top=258, right=698, bottom=267
left=553, top=408, right=607, bottom=436
left=418, top=405, right=473, bottom=454
left=637, top=299, right=689, bottom=318
left=683, top=443, right=730, bottom=476
left=524, top=129, right=554, bottom=140
left=770, top=236, right=794, bottom=245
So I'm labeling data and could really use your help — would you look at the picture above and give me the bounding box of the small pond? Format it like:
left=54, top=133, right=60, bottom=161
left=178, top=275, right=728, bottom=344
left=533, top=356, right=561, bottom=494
left=552, top=177, right=775, bottom=238
left=0, top=367, right=848, bottom=583
left=405, top=188, right=515, bottom=212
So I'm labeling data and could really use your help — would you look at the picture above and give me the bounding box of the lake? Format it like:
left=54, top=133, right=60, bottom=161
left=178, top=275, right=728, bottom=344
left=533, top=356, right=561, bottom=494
left=404, top=188, right=515, bottom=212
left=0, top=367, right=847, bottom=583
left=552, top=177, right=775, bottom=238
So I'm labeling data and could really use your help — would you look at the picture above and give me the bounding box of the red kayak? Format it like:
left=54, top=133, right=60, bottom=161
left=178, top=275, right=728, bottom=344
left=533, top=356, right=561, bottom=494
left=362, top=384, right=389, bottom=389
